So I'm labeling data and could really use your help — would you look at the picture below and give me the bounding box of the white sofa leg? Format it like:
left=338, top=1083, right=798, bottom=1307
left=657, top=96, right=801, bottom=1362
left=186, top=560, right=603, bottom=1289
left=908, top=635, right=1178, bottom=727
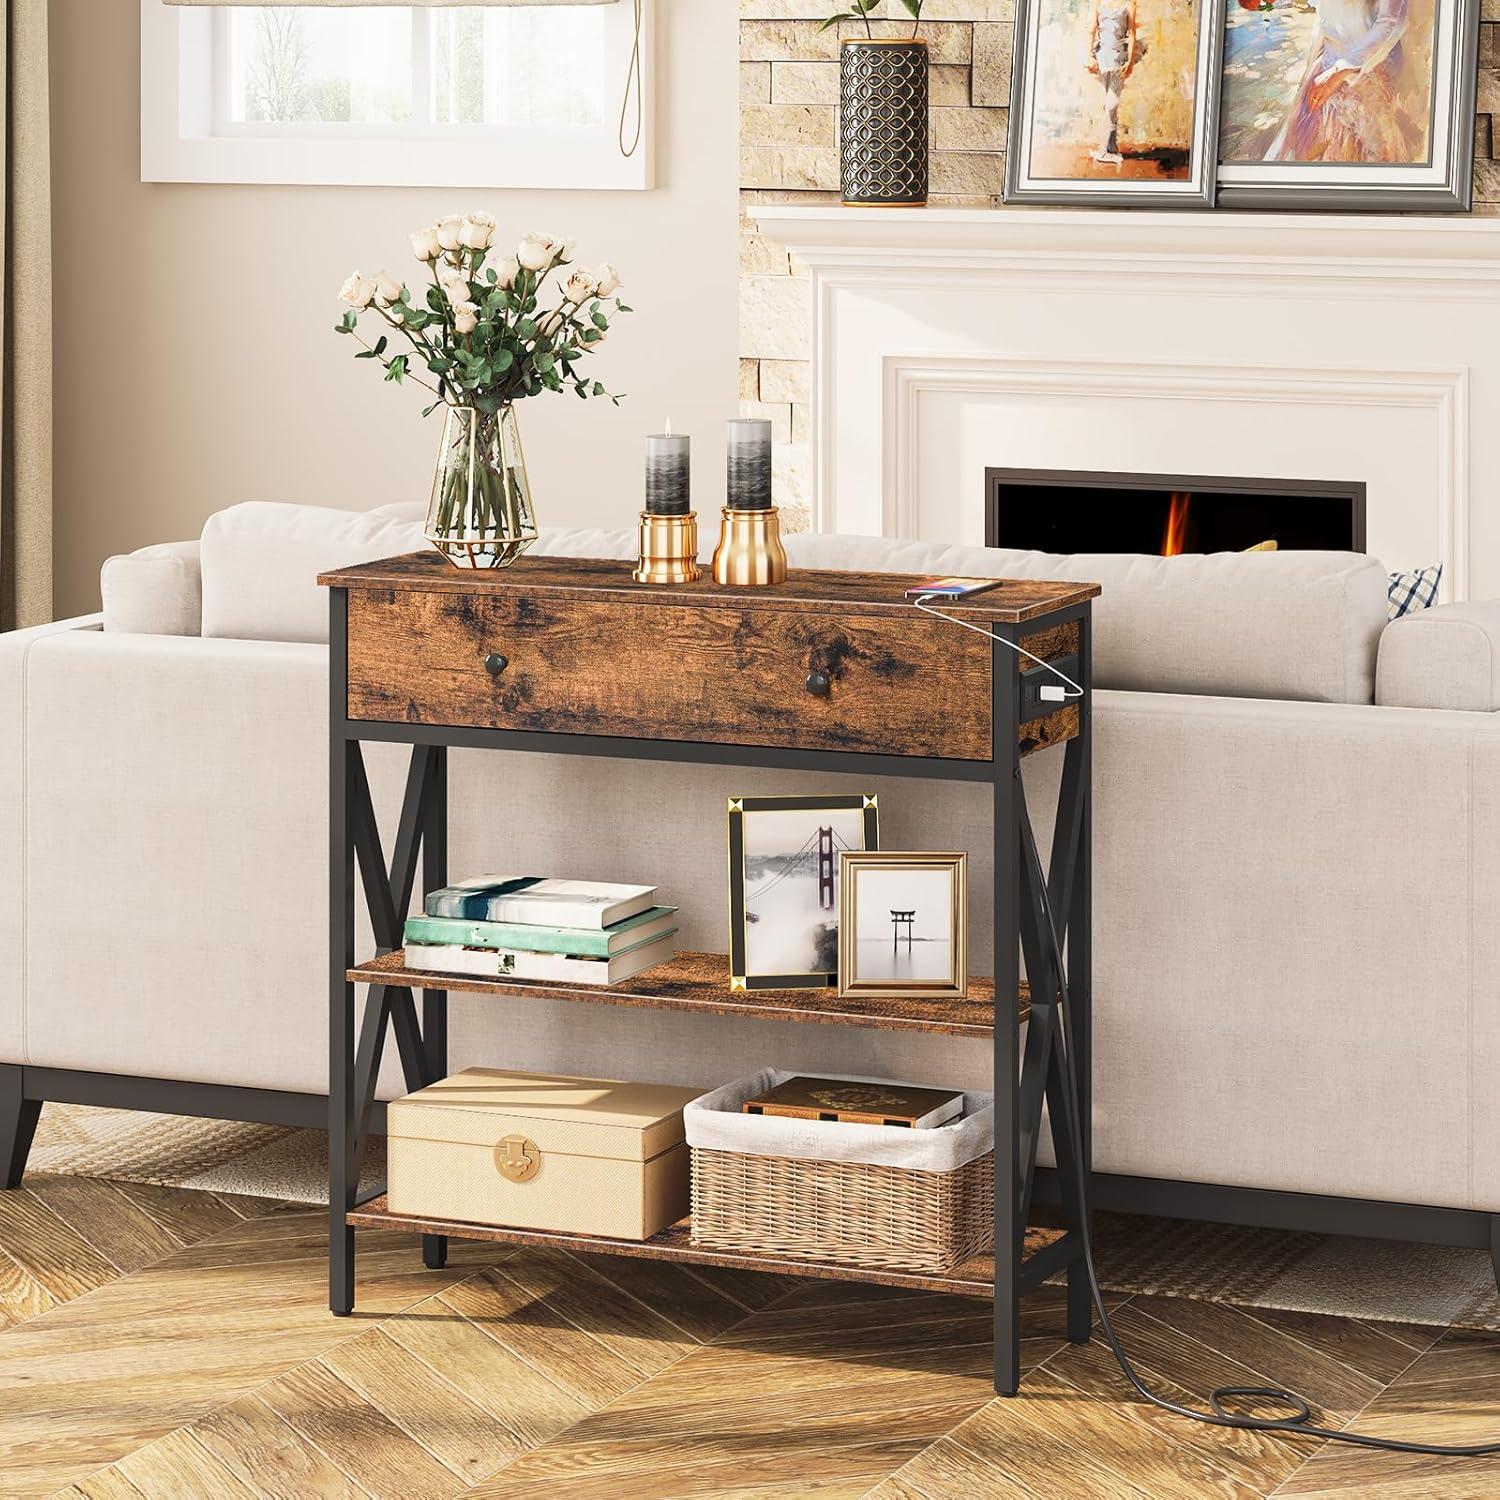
left=1, top=1065, right=41, bottom=1189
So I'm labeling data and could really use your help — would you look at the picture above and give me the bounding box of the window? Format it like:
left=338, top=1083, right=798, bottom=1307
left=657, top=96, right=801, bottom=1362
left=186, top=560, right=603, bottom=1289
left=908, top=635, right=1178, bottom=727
left=141, top=2, right=651, bottom=189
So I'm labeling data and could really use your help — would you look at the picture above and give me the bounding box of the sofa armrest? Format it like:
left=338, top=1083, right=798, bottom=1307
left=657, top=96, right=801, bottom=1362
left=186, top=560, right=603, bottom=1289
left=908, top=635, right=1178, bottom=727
left=1376, top=600, right=1500, bottom=712
left=101, top=540, right=201, bottom=636
left=0, top=616, right=104, bottom=1064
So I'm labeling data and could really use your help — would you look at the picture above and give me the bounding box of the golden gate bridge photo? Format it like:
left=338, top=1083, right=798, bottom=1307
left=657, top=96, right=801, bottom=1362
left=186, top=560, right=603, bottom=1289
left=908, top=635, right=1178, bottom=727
left=742, top=816, right=866, bottom=974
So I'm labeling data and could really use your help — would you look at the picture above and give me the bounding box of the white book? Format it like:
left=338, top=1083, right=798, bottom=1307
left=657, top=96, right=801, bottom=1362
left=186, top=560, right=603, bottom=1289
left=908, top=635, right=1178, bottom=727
left=424, top=875, right=657, bottom=930
left=404, top=931, right=678, bottom=987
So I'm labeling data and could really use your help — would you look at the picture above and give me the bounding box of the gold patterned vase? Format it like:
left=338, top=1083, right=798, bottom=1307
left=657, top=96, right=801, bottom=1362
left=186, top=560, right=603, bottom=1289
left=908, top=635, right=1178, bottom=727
left=840, top=38, right=929, bottom=207
left=424, top=403, right=538, bottom=569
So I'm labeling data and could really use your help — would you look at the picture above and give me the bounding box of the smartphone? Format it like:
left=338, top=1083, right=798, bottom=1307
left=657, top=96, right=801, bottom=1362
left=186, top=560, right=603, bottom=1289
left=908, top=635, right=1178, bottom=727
left=903, top=577, right=1003, bottom=599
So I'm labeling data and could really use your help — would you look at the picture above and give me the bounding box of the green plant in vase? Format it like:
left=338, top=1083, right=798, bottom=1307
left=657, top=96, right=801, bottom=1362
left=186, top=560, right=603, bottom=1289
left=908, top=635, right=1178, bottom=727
left=821, top=0, right=931, bottom=206
left=820, top=0, right=925, bottom=37
left=335, top=212, right=630, bottom=568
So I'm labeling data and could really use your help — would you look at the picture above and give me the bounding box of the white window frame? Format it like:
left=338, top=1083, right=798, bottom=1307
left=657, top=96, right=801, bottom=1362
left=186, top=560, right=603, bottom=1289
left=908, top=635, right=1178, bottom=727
left=140, top=0, right=653, bottom=189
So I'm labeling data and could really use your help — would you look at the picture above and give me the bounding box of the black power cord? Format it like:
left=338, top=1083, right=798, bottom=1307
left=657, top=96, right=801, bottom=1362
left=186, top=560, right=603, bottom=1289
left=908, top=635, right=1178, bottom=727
left=1021, top=812, right=1500, bottom=1458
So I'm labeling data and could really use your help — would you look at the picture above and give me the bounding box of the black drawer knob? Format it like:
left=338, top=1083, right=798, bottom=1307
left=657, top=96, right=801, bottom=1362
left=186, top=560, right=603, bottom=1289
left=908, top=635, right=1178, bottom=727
left=484, top=652, right=509, bottom=677
left=806, top=669, right=831, bottom=698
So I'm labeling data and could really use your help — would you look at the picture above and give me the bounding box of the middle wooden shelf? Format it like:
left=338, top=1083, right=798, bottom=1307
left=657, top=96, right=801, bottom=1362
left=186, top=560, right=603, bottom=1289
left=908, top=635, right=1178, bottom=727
left=348, top=949, right=1017, bottom=1038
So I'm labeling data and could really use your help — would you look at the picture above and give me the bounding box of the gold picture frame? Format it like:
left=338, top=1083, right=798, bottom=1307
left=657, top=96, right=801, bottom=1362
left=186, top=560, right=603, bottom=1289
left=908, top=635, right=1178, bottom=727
left=837, top=852, right=968, bottom=1000
left=727, top=794, right=880, bottom=991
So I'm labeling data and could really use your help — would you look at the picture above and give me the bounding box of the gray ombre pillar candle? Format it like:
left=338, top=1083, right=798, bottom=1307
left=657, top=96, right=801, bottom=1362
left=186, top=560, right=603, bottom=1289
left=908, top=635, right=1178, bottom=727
left=645, top=428, right=691, bottom=515
left=726, top=418, right=773, bottom=510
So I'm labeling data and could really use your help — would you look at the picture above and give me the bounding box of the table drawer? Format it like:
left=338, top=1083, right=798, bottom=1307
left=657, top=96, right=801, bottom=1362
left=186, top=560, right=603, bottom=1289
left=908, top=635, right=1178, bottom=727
left=345, top=587, right=1017, bottom=760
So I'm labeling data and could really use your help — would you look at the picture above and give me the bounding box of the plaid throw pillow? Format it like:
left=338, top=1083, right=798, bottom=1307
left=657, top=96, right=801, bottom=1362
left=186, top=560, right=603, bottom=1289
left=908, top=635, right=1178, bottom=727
left=1388, top=564, right=1443, bottom=620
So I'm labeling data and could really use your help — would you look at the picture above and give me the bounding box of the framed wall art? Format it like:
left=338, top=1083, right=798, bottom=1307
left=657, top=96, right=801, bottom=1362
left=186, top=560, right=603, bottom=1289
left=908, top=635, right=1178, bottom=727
left=1215, top=0, right=1481, bottom=210
left=837, top=852, right=968, bottom=1001
left=1005, top=0, right=1228, bottom=205
left=727, top=794, right=879, bottom=992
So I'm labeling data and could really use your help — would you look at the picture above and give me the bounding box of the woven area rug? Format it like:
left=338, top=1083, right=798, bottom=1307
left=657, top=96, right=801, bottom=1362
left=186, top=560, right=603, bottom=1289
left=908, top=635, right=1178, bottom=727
left=27, top=1101, right=1500, bottom=1333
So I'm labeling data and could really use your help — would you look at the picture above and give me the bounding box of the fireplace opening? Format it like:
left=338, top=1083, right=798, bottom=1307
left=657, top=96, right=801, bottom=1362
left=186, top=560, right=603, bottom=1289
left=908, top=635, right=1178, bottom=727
left=985, top=469, right=1367, bottom=556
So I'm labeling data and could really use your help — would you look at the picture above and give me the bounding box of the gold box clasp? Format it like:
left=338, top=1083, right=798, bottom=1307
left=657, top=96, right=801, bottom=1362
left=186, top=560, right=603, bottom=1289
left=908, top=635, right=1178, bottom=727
left=494, top=1135, right=541, bottom=1183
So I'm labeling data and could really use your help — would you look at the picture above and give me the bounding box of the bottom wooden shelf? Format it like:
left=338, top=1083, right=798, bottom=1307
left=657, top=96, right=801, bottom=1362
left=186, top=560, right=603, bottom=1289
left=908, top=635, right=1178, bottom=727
left=347, top=1194, right=1068, bottom=1299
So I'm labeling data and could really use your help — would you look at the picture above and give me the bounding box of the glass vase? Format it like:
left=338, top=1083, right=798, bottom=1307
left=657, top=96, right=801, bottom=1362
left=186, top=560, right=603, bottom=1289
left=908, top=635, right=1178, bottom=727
left=424, top=403, right=538, bottom=569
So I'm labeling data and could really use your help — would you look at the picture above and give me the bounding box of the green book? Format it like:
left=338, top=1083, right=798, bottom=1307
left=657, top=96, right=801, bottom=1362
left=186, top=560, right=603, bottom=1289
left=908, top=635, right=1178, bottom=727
left=403, top=905, right=678, bottom=959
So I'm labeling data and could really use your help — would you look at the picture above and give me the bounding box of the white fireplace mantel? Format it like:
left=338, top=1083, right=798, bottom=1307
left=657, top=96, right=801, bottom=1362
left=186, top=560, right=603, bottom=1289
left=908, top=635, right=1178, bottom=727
left=750, top=204, right=1500, bottom=288
left=749, top=205, right=1500, bottom=600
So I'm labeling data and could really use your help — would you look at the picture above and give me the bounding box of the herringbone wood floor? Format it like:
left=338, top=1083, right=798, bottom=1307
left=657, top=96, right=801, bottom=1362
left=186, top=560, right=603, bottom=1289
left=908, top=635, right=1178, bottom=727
left=0, top=1173, right=1497, bottom=1498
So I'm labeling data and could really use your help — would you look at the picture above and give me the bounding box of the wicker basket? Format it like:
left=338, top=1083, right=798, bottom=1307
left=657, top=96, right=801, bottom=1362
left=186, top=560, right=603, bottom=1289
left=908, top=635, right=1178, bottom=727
left=691, top=1145, right=993, bottom=1273
left=685, top=1069, right=995, bottom=1274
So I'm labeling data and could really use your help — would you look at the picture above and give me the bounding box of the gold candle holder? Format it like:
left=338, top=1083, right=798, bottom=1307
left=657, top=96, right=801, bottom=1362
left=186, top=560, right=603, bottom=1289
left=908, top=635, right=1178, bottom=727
left=633, top=511, right=701, bottom=585
left=711, top=505, right=788, bottom=587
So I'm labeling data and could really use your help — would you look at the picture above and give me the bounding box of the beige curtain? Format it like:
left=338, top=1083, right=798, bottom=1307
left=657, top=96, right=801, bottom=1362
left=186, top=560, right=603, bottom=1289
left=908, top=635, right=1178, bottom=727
left=0, top=0, right=47, bottom=631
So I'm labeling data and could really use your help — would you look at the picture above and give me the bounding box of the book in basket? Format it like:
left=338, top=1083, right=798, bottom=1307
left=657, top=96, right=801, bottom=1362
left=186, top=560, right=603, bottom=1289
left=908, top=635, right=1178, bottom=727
left=424, top=876, right=656, bottom=929
left=741, top=1075, right=965, bottom=1129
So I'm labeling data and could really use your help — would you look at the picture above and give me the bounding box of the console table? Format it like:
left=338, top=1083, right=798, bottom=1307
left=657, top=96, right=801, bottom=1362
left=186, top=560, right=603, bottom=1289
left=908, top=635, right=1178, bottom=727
left=320, top=552, right=1099, bottom=1396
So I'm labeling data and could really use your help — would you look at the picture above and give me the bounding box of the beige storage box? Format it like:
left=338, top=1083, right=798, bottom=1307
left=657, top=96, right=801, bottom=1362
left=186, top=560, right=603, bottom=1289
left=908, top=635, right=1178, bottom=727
left=387, top=1067, right=703, bottom=1240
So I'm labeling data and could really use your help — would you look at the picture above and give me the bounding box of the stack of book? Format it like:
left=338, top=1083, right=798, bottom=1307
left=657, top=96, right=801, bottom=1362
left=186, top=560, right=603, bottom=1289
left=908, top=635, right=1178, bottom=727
left=404, top=876, right=678, bottom=986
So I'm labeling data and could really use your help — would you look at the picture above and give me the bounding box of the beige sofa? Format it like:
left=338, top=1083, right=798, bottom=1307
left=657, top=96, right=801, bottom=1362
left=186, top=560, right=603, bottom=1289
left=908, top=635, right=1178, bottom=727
left=4, top=502, right=1498, bottom=1279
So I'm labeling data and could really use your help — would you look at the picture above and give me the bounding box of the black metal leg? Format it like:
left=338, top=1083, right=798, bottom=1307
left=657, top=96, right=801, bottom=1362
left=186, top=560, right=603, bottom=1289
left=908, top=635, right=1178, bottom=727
left=1017, top=768, right=1093, bottom=1347
left=331, top=671, right=456, bottom=1308
left=1005, top=609, right=1096, bottom=1370
left=993, top=630, right=1023, bottom=1397
left=421, top=748, right=449, bottom=1272
left=0, top=1065, right=41, bottom=1190
left=1489, top=1215, right=1500, bottom=1296
left=330, top=696, right=359, bottom=1315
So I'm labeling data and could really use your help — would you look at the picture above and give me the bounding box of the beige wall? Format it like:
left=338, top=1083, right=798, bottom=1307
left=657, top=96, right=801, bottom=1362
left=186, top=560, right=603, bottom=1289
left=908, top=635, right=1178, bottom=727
left=49, top=0, right=739, bottom=619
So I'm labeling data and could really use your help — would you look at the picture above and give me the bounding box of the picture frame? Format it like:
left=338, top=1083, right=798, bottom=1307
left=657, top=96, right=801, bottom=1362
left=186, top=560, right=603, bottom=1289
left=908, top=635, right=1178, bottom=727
left=1215, top=0, right=1481, bottom=211
left=727, top=794, right=879, bottom=992
left=837, top=852, right=968, bottom=1001
left=1004, top=0, right=1228, bottom=207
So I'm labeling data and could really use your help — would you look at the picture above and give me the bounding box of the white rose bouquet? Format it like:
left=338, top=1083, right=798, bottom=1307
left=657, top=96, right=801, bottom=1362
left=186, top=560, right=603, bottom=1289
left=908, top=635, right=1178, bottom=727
left=334, top=210, right=629, bottom=417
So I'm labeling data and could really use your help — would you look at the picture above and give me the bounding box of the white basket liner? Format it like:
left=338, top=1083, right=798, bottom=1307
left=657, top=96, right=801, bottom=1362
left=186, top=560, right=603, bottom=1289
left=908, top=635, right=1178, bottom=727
left=684, top=1069, right=994, bottom=1173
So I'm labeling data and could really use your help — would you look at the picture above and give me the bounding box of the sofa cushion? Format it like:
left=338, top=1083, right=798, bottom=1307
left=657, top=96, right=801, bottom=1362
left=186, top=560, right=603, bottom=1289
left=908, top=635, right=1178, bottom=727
left=1387, top=562, right=1444, bottom=620
left=783, top=535, right=1390, bottom=704
left=1377, top=600, right=1500, bottom=712
left=100, top=540, right=202, bottom=637
left=201, top=503, right=426, bottom=643
left=200, top=501, right=638, bottom=645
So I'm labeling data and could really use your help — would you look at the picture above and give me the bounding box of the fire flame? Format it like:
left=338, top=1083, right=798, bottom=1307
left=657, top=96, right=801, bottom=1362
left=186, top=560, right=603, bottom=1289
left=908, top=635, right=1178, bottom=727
left=1162, top=492, right=1190, bottom=557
